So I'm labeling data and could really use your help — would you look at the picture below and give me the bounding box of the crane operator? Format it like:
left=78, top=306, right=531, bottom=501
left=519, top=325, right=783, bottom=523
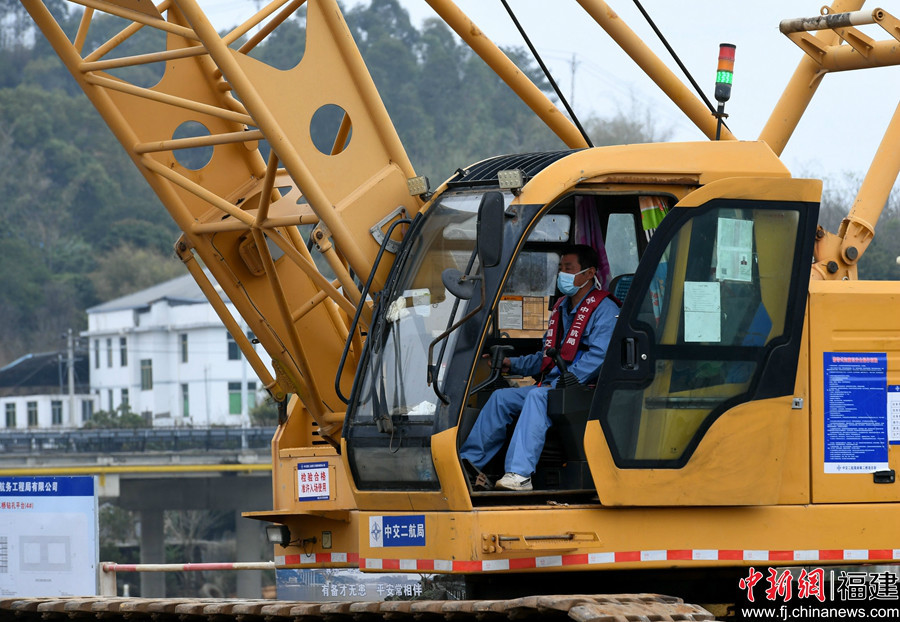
left=460, top=244, right=619, bottom=491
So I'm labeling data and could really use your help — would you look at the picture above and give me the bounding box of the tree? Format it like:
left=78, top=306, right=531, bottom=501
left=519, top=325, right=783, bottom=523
left=82, top=404, right=149, bottom=429
left=249, top=397, right=279, bottom=427
left=583, top=96, right=673, bottom=146
left=858, top=218, right=900, bottom=280
left=246, top=8, right=306, bottom=70
left=0, top=83, right=179, bottom=365
left=816, top=171, right=861, bottom=234
left=164, top=509, right=233, bottom=597
left=814, top=171, right=900, bottom=280
left=98, top=503, right=140, bottom=594
left=89, top=246, right=185, bottom=303
left=856, top=185, right=900, bottom=280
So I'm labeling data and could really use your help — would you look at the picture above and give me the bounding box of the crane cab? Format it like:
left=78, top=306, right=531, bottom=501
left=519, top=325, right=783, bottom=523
left=344, top=141, right=820, bottom=508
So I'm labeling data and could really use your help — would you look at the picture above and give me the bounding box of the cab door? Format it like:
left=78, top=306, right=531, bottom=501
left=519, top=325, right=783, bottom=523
left=585, top=177, right=820, bottom=506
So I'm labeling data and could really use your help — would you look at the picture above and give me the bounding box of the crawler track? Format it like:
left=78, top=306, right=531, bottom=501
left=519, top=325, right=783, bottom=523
left=1, top=594, right=717, bottom=621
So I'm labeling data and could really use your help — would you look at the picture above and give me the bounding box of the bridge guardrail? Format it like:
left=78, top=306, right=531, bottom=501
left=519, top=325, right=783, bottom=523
left=0, top=427, right=277, bottom=454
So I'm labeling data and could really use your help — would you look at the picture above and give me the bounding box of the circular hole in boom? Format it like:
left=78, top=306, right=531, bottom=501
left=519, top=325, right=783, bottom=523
left=172, top=121, right=214, bottom=170
left=310, top=104, right=352, bottom=155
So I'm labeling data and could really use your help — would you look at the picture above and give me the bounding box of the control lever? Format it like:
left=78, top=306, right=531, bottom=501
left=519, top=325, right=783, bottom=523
left=469, top=344, right=514, bottom=394
left=546, top=347, right=580, bottom=388
left=489, top=344, right=515, bottom=372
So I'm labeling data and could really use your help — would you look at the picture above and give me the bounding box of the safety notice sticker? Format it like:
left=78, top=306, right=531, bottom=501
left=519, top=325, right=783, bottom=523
left=297, top=462, right=330, bottom=501
left=823, top=353, right=888, bottom=473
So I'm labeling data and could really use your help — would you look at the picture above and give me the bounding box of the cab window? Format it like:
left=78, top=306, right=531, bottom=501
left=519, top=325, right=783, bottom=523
left=604, top=203, right=802, bottom=465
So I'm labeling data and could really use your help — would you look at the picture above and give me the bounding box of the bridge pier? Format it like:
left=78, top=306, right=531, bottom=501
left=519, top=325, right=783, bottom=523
left=139, top=509, right=166, bottom=597
left=235, top=508, right=264, bottom=598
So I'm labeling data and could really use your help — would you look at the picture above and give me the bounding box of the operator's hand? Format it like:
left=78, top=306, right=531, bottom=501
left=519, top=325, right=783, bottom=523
left=481, top=353, right=511, bottom=373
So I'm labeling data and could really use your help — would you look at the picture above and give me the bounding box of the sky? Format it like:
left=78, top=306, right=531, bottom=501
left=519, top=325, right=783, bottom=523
left=198, top=1, right=899, bottom=187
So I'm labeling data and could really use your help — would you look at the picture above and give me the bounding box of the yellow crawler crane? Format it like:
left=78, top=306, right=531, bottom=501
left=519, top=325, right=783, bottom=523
left=8, top=0, right=900, bottom=618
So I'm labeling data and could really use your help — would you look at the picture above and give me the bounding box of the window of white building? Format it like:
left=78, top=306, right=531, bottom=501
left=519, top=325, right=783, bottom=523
left=141, top=359, right=153, bottom=390
left=27, top=401, right=38, bottom=427
left=228, top=382, right=241, bottom=414
left=181, top=383, right=189, bottom=417
left=227, top=332, right=240, bottom=360
left=228, top=381, right=257, bottom=415
left=52, top=400, right=62, bottom=425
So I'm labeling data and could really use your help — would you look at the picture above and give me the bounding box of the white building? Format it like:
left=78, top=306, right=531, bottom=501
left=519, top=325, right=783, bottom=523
left=84, top=273, right=268, bottom=427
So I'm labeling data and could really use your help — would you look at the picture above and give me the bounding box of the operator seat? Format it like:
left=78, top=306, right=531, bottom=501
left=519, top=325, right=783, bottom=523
left=608, top=273, right=634, bottom=302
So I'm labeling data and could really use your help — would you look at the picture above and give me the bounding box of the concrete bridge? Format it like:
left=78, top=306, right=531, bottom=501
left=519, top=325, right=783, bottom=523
left=0, top=427, right=277, bottom=598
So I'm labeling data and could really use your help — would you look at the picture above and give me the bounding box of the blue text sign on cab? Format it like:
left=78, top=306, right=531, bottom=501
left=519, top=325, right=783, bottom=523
left=368, top=515, right=426, bottom=547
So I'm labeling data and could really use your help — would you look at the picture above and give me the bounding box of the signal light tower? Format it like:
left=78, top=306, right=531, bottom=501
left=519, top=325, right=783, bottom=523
left=714, top=43, right=736, bottom=140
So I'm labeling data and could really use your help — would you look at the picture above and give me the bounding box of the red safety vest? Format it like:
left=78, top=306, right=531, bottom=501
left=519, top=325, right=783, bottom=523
left=540, top=289, right=616, bottom=374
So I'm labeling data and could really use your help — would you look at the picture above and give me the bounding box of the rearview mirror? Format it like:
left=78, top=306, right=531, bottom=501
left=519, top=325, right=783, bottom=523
left=476, top=192, right=504, bottom=268
left=441, top=268, right=477, bottom=300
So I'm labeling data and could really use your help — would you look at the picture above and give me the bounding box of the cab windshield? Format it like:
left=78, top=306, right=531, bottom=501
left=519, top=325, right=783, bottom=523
left=351, top=191, right=501, bottom=429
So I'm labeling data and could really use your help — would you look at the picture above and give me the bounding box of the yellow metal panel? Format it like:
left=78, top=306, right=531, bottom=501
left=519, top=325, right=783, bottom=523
left=228, top=0, right=420, bottom=284
left=515, top=141, right=790, bottom=208
left=584, top=397, right=797, bottom=506
left=430, top=428, right=474, bottom=511
left=270, top=446, right=356, bottom=515
left=275, top=512, right=361, bottom=569
left=103, top=0, right=164, bottom=20
left=779, top=311, right=811, bottom=505
left=676, top=175, right=822, bottom=207
left=809, top=279, right=900, bottom=503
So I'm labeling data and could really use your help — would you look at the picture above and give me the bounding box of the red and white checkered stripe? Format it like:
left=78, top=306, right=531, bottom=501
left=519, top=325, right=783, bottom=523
left=277, top=549, right=900, bottom=571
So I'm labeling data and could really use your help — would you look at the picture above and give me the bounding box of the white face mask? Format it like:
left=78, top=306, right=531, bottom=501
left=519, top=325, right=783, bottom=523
left=557, top=267, right=589, bottom=296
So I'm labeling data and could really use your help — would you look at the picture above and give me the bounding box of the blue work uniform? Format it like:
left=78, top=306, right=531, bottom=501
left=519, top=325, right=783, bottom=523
left=459, top=288, right=618, bottom=477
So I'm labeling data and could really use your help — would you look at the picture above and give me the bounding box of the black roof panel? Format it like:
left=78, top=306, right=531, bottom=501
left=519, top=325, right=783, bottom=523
left=445, top=150, right=579, bottom=189
left=0, top=350, right=90, bottom=395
